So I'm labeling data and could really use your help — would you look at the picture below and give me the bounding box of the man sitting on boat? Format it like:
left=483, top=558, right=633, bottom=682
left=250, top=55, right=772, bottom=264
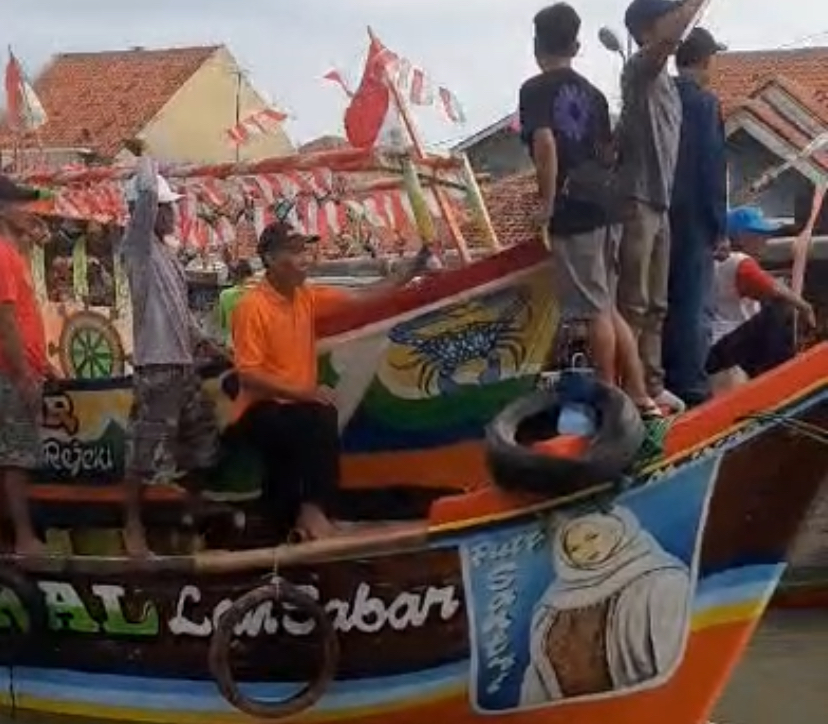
left=615, top=0, right=713, bottom=413
left=707, top=206, right=816, bottom=393
left=519, top=3, right=661, bottom=418
left=120, top=139, right=222, bottom=557
left=0, top=178, right=52, bottom=555
left=231, top=221, right=426, bottom=541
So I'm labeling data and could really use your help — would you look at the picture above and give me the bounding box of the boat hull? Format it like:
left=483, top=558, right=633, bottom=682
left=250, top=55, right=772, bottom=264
left=4, top=371, right=828, bottom=723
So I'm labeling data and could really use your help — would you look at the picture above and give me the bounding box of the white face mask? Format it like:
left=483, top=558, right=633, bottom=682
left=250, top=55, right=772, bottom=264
left=163, top=235, right=181, bottom=252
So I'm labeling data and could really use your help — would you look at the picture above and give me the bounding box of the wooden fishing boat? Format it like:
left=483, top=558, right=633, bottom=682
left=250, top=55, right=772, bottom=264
left=3, top=229, right=828, bottom=721
left=4, top=137, right=828, bottom=722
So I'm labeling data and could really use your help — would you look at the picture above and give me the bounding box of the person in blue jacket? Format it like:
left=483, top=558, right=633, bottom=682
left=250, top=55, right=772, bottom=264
left=662, top=27, right=728, bottom=407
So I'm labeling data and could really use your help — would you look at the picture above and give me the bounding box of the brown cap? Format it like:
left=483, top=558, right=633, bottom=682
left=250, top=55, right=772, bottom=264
left=256, top=220, right=320, bottom=259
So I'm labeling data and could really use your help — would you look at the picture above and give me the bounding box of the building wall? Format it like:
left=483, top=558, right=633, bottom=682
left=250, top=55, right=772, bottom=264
left=139, top=47, right=294, bottom=164
left=465, top=130, right=532, bottom=180
left=726, top=129, right=811, bottom=220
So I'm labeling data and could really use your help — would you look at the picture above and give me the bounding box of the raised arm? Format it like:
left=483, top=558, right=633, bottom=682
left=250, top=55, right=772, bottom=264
left=121, top=141, right=159, bottom=257
left=628, top=0, right=712, bottom=80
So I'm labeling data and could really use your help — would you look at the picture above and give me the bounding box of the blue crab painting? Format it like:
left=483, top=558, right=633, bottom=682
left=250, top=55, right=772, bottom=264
left=387, top=288, right=533, bottom=396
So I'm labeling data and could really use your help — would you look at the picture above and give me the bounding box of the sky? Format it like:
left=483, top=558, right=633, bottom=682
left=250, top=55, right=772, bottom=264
left=2, top=0, right=828, bottom=149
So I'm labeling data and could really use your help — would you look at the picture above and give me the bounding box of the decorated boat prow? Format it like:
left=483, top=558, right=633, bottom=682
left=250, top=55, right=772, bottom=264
left=3, top=343, right=828, bottom=723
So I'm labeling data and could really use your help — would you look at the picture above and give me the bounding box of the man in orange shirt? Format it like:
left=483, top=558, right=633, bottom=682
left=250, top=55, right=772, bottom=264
left=0, top=181, right=52, bottom=555
left=232, top=221, right=427, bottom=541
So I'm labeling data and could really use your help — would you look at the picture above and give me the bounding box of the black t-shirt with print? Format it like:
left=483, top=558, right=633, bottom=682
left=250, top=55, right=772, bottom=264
left=519, top=67, right=613, bottom=235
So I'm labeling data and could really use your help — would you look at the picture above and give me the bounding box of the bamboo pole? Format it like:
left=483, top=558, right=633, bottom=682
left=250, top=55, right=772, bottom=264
left=791, top=183, right=826, bottom=297
left=400, top=156, right=437, bottom=243
left=1, top=521, right=431, bottom=576
left=367, top=26, right=471, bottom=264
left=457, top=151, right=501, bottom=251
left=15, top=146, right=464, bottom=186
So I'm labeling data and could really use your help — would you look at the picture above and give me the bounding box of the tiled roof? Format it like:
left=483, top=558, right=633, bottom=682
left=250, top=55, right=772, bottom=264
left=476, top=171, right=538, bottom=247
left=712, top=47, right=828, bottom=119
left=0, top=45, right=220, bottom=157
left=728, top=98, right=828, bottom=173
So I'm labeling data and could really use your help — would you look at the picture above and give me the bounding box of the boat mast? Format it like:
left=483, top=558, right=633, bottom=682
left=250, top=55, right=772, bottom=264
left=366, top=26, right=472, bottom=264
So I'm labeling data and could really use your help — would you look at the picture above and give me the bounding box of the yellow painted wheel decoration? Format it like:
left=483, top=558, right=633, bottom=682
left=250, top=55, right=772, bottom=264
left=53, top=310, right=126, bottom=379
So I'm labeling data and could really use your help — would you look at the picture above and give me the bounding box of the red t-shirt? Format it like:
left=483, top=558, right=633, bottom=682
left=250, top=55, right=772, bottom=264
left=0, top=238, right=47, bottom=375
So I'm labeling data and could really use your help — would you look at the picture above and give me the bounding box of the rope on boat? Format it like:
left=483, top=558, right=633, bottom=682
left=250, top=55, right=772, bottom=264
left=741, top=412, right=828, bottom=446
left=207, top=577, right=340, bottom=719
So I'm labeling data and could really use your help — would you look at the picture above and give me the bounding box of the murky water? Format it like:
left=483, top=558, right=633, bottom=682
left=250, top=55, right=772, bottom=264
left=2, top=609, right=826, bottom=723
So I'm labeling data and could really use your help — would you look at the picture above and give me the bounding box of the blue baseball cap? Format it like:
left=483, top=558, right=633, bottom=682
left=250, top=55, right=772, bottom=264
left=727, top=206, right=782, bottom=237
left=624, top=0, right=678, bottom=36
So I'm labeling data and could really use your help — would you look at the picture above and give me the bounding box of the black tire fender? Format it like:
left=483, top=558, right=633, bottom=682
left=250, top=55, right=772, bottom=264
left=485, top=380, right=645, bottom=496
left=208, top=579, right=339, bottom=719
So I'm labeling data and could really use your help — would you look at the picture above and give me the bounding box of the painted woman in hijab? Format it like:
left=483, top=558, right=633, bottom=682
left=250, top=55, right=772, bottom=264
left=519, top=505, right=691, bottom=706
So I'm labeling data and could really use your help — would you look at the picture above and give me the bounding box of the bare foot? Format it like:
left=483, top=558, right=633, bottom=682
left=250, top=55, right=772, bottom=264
left=296, top=505, right=338, bottom=540
left=123, top=525, right=153, bottom=558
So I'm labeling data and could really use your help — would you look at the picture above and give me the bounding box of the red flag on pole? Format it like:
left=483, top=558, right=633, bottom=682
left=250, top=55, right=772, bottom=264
left=4, top=49, right=47, bottom=132
left=323, top=69, right=353, bottom=98
left=343, top=37, right=398, bottom=148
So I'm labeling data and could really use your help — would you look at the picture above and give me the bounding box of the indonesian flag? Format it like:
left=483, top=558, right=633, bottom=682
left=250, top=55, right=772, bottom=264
left=344, top=36, right=403, bottom=149
left=4, top=50, right=47, bottom=132
left=438, top=87, right=466, bottom=124
left=409, top=68, right=435, bottom=106
left=323, top=69, right=353, bottom=98
left=225, top=108, right=288, bottom=146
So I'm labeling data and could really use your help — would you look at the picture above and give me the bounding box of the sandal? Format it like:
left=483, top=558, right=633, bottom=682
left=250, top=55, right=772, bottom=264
left=636, top=400, right=665, bottom=420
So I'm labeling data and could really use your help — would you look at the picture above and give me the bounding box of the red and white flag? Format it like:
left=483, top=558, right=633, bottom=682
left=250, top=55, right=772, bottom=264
left=409, top=68, right=435, bottom=106
left=343, top=36, right=404, bottom=149
left=225, top=108, right=288, bottom=146
left=438, top=87, right=466, bottom=125
left=4, top=50, right=47, bottom=132
left=323, top=68, right=353, bottom=98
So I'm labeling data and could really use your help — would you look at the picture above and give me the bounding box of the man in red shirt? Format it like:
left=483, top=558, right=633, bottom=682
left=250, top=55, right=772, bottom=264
left=707, top=206, right=815, bottom=391
left=0, top=181, right=51, bottom=555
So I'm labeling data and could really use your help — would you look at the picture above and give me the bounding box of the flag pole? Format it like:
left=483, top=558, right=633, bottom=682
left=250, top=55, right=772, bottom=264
left=367, top=26, right=471, bottom=264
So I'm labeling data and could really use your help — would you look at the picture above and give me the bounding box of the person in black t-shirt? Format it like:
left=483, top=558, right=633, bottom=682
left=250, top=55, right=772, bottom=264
left=519, top=3, right=660, bottom=417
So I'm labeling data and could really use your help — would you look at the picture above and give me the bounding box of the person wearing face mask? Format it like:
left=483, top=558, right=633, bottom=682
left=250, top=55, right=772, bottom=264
left=120, top=138, right=220, bottom=557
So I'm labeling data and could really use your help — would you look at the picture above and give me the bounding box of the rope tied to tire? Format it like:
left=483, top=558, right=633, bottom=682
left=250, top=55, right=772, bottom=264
left=208, top=577, right=340, bottom=719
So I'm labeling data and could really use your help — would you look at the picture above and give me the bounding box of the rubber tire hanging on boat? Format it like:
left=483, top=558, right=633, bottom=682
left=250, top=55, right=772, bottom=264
left=0, top=565, right=49, bottom=657
left=485, top=381, right=645, bottom=496
left=208, top=579, right=339, bottom=719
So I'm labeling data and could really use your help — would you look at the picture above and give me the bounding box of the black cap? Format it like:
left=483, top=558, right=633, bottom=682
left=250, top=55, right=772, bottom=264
left=624, top=0, right=678, bottom=37
left=676, top=27, right=727, bottom=67
left=0, top=175, right=40, bottom=204
left=256, top=220, right=319, bottom=259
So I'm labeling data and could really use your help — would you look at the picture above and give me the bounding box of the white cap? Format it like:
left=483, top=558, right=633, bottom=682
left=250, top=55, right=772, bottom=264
left=124, top=174, right=183, bottom=205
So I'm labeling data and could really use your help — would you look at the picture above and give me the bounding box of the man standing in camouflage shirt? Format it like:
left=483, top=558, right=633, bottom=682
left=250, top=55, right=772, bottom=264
left=121, top=139, right=219, bottom=557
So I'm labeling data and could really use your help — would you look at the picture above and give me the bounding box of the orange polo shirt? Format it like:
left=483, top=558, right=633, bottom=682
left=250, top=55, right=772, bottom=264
left=232, top=280, right=350, bottom=417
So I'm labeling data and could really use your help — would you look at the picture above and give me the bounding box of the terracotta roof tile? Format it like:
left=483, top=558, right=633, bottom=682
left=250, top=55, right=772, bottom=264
left=0, top=45, right=220, bottom=157
left=712, top=47, right=828, bottom=119
left=476, top=171, right=538, bottom=247
left=727, top=97, right=828, bottom=173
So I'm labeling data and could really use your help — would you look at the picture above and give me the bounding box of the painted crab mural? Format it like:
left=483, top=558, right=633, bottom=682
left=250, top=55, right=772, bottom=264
left=386, top=289, right=533, bottom=396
